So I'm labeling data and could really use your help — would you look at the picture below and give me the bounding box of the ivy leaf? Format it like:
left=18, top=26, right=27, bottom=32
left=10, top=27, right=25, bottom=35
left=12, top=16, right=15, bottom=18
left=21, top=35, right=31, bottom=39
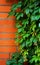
left=18, top=63, right=22, bottom=65
left=31, top=15, right=40, bottom=21
left=22, top=19, right=29, bottom=25
left=11, top=1, right=22, bottom=11
left=38, top=23, right=40, bottom=27
left=32, top=8, right=39, bottom=15
left=23, top=33, right=30, bottom=39
left=21, top=42, right=26, bottom=49
left=8, top=11, right=15, bottom=16
left=24, top=8, right=30, bottom=15
left=32, top=24, right=36, bottom=31
left=15, top=13, right=19, bottom=17
left=26, top=40, right=30, bottom=47
left=18, top=28, right=24, bottom=33
left=18, top=58, right=24, bottom=63
left=30, top=36, right=34, bottom=42
left=16, top=13, right=23, bottom=20
left=19, top=38, right=23, bottom=43
left=6, top=60, right=12, bottom=65
left=33, top=37, right=37, bottom=43
left=37, top=34, right=40, bottom=38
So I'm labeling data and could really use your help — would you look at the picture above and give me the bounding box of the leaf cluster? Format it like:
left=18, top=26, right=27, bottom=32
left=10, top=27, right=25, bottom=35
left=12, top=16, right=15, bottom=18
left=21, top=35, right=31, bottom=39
left=7, top=0, right=40, bottom=65
left=6, top=52, right=24, bottom=65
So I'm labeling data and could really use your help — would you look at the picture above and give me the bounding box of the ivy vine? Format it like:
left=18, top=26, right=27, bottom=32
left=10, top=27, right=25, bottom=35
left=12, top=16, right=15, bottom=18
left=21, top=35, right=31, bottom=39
left=8, top=0, right=40, bottom=65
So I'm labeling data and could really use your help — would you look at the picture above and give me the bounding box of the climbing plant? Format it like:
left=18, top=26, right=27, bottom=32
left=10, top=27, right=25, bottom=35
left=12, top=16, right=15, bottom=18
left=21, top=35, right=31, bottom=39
left=7, top=0, right=40, bottom=65
left=6, top=52, right=24, bottom=65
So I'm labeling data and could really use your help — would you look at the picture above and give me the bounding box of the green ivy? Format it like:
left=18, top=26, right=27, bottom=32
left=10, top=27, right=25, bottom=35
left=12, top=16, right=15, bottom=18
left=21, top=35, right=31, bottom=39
left=7, top=0, right=40, bottom=65
left=6, top=52, right=24, bottom=65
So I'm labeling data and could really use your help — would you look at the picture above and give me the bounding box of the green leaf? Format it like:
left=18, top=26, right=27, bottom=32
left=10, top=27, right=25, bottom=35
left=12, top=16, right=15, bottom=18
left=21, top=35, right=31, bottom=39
left=18, top=63, right=22, bottom=65
left=11, top=1, right=22, bottom=11
left=30, top=37, right=34, bottom=42
left=15, top=13, right=19, bottom=17
left=18, top=58, right=24, bottom=63
left=33, top=37, right=37, bottom=43
left=16, top=13, right=23, bottom=20
left=23, top=33, right=30, bottom=39
left=24, top=8, right=30, bottom=15
left=26, top=40, right=30, bottom=47
left=22, top=19, right=29, bottom=25
left=37, top=33, right=40, bottom=39
left=18, top=28, right=22, bottom=33
left=31, top=15, right=40, bottom=21
left=30, top=55, right=38, bottom=63
left=32, top=24, right=36, bottom=31
left=11, top=4, right=17, bottom=11
left=11, top=59, right=16, bottom=63
left=19, top=38, right=23, bottom=43
left=21, top=42, right=26, bottom=48
left=32, top=8, right=40, bottom=15
left=6, top=60, right=12, bottom=65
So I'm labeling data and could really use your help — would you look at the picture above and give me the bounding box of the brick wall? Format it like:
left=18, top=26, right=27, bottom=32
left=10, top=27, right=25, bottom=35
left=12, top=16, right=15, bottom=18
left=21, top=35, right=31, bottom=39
left=0, top=0, right=18, bottom=65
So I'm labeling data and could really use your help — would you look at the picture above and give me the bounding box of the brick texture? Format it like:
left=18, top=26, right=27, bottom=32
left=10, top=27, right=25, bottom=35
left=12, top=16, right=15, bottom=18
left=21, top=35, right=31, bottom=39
left=0, top=0, right=18, bottom=65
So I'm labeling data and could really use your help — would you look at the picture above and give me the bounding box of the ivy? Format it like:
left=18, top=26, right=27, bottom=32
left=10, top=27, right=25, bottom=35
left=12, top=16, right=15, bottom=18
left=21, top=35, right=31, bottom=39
left=7, top=0, right=40, bottom=65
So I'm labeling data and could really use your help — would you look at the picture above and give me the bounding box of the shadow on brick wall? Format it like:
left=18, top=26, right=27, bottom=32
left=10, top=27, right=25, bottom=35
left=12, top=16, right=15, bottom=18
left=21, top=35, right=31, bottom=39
left=7, top=0, right=18, bottom=4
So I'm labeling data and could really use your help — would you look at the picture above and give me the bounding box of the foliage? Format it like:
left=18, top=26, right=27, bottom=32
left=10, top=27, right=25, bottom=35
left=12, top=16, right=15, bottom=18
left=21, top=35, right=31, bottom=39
left=7, top=0, right=40, bottom=65
left=6, top=52, right=24, bottom=65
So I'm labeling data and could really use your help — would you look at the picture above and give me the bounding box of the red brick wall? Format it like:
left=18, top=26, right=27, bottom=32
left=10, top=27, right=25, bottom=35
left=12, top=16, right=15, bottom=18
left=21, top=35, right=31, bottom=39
left=0, top=0, right=18, bottom=65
